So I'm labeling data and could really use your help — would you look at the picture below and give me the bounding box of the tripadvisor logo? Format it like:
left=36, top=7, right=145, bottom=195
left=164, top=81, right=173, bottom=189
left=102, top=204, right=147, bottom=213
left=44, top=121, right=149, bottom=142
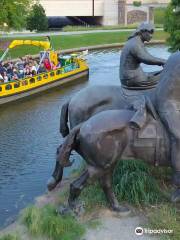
left=135, top=227, right=173, bottom=236
left=135, top=227, right=144, bottom=236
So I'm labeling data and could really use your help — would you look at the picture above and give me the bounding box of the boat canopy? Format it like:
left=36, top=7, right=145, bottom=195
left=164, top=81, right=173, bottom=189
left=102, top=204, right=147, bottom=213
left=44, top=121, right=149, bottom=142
left=8, top=40, right=51, bottom=50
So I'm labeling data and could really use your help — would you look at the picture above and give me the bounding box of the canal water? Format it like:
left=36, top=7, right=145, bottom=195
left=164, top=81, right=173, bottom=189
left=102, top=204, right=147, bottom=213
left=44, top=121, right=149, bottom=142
left=0, top=46, right=170, bottom=228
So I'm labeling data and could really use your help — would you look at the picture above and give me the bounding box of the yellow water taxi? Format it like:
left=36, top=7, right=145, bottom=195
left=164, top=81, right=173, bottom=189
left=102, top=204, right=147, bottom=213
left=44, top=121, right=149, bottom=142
left=0, top=40, right=89, bottom=105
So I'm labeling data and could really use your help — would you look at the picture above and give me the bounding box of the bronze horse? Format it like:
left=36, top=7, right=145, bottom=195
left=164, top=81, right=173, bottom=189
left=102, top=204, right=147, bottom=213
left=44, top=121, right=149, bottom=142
left=48, top=52, right=180, bottom=212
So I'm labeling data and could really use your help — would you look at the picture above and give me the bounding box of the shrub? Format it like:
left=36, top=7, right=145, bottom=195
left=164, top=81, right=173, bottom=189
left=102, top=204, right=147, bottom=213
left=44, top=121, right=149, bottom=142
left=22, top=205, right=85, bottom=240
left=26, top=3, right=48, bottom=32
left=164, top=0, right=180, bottom=51
left=133, top=1, right=142, bottom=7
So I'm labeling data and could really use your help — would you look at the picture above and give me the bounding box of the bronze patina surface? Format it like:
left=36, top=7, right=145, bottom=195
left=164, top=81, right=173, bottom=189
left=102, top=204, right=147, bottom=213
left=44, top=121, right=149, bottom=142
left=48, top=24, right=180, bottom=212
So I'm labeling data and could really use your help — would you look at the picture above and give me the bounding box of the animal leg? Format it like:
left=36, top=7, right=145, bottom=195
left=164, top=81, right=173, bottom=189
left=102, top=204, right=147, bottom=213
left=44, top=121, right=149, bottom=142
left=68, top=166, right=102, bottom=208
left=99, top=172, right=131, bottom=216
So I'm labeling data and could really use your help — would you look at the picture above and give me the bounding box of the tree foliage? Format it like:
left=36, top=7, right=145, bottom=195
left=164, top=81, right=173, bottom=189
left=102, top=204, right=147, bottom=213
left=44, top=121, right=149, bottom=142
left=26, top=3, right=48, bottom=32
left=0, top=0, right=31, bottom=30
left=164, top=0, right=180, bottom=51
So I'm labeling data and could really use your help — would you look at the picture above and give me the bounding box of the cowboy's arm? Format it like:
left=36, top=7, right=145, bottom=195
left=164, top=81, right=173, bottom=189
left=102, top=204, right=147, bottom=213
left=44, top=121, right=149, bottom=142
left=132, top=44, right=166, bottom=66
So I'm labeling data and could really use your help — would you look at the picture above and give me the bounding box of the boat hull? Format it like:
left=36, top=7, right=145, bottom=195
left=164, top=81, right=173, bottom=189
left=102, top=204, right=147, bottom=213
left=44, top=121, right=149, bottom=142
left=0, top=69, right=88, bottom=105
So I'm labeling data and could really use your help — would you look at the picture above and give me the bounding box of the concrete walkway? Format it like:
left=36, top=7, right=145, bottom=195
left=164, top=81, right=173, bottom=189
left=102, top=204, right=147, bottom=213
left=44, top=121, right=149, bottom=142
left=84, top=210, right=158, bottom=240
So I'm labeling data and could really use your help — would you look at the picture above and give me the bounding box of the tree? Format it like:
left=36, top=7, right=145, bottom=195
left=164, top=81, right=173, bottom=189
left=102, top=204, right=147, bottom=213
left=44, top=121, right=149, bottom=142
left=164, top=0, right=180, bottom=51
left=0, top=0, right=31, bottom=30
left=26, top=3, right=48, bottom=32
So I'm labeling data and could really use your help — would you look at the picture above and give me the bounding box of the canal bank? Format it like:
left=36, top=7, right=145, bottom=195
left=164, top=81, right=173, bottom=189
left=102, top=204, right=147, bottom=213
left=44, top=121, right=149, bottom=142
left=7, top=40, right=166, bottom=63
left=0, top=30, right=168, bottom=59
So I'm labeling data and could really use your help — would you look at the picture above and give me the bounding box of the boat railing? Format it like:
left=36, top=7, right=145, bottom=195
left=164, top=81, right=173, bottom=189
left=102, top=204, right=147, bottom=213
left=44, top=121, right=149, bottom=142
left=0, top=62, right=80, bottom=94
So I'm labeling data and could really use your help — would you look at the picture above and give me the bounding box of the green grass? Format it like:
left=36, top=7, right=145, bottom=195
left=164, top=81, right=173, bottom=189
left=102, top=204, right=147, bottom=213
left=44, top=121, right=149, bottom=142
left=154, top=7, right=166, bottom=25
left=113, top=160, right=163, bottom=205
left=0, top=30, right=168, bottom=59
left=80, top=183, right=107, bottom=211
left=22, top=204, right=85, bottom=240
left=79, top=160, right=165, bottom=210
left=0, top=235, right=20, bottom=240
left=147, top=204, right=180, bottom=240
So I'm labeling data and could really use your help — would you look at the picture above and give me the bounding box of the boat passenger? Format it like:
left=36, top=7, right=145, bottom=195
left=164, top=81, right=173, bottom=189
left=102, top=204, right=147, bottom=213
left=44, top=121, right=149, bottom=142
left=3, top=72, right=9, bottom=83
left=44, top=58, right=51, bottom=71
left=33, top=60, right=38, bottom=71
left=38, top=63, right=46, bottom=73
left=12, top=73, right=18, bottom=81
left=51, top=61, right=57, bottom=70
left=24, top=68, right=32, bottom=78
left=6, top=62, right=14, bottom=80
left=0, top=73, right=3, bottom=83
left=32, top=70, right=37, bottom=76
left=56, top=61, right=61, bottom=68
left=0, top=62, right=7, bottom=76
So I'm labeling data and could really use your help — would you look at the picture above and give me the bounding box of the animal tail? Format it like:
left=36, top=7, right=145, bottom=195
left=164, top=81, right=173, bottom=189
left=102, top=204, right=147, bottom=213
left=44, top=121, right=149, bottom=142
left=58, top=126, right=80, bottom=168
left=47, top=126, right=80, bottom=191
left=60, top=101, right=70, bottom=137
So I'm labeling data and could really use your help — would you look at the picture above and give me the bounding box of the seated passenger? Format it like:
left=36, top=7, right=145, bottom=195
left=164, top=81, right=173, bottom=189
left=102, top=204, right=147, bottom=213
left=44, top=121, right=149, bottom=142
left=0, top=62, right=7, bottom=75
left=0, top=73, right=3, bottom=83
left=51, top=61, right=57, bottom=70
left=6, top=62, right=14, bottom=80
left=24, top=68, right=32, bottom=77
left=56, top=61, right=61, bottom=68
left=32, top=70, right=37, bottom=76
left=44, top=58, right=51, bottom=71
left=3, top=72, right=9, bottom=83
left=12, top=73, right=18, bottom=81
left=38, top=63, right=46, bottom=73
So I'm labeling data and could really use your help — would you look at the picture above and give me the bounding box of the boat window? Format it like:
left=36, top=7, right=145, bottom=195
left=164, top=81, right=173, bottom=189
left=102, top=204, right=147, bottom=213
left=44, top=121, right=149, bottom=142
left=0, top=87, right=2, bottom=91
left=21, top=80, right=28, bottom=86
left=37, top=76, right=42, bottom=81
left=50, top=72, right=55, bottom=77
left=14, top=82, right=20, bottom=88
left=29, top=78, right=36, bottom=84
left=5, top=84, right=12, bottom=90
left=43, top=74, right=48, bottom=79
left=56, top=70, right=61, bottom=75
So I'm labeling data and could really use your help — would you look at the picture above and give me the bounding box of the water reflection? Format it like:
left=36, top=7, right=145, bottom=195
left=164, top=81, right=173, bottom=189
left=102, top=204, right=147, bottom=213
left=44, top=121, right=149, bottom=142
left=0, top=45, right=170, bottom=228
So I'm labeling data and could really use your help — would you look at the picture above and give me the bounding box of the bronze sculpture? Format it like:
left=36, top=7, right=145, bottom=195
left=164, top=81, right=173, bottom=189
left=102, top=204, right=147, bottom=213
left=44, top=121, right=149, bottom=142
left=50, top=107, right=170, bottom=214
left=60, top=23, right=166, bottom=136
left=48, top=24, right=180, bottom=212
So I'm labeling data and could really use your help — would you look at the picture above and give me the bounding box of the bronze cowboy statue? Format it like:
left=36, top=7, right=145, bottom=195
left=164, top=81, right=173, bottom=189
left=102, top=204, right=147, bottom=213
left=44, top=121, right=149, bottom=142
left=47, top=23, right=180, bottom=214
left=120, top=22, right=166, bottom=130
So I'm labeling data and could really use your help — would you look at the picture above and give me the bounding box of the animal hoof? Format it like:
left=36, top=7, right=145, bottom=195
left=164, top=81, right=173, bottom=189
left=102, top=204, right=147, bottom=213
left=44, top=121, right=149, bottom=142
left=72, top=202, right=85, bottom=217
left=47, top=177, right=58, bottom=191
left=112, top=205, right=131, bottom=217
left=57, top=205, right=73, bottom=216
left=171, top=189, right=180, bottom=203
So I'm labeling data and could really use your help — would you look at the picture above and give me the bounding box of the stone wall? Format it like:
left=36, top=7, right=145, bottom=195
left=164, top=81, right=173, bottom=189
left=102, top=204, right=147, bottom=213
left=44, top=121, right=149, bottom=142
left=127, top=10, right=147, bottom=24
left=125, top=4, right=154, bottom=25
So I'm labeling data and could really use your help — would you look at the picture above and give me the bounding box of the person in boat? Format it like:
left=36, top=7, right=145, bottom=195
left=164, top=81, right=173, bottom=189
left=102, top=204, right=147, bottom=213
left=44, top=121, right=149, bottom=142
left=119, top=22, right=166, bottom=129
left=44, top=58, right=51, bottom=71
left=38, top=63, right=47, bottom=74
